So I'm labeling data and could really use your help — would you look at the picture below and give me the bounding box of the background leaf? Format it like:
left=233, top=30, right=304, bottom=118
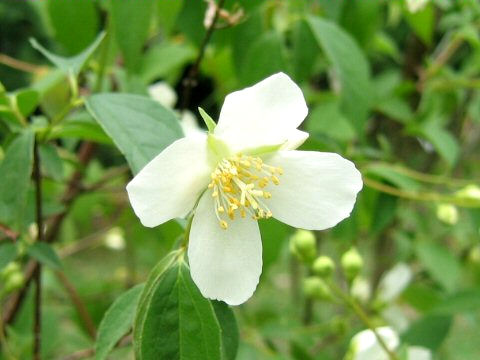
left=45, top=0, right=100, bottom=55
left=0, top=130, right=34, bottom=230
left=30, top=31, right=105, bottom=77
left=0, top=242, right=17, bottom=270
left=86, top=93, right=183, bottom=174
left=27, top=242, right=62, bottom=270
left=110, top=0, right=154, bottom=73
left=307, top=16, right=372, bottom=135
left=96, top=284, right=145, bottom=360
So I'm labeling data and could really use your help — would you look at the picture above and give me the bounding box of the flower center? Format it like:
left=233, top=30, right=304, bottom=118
left=208, top=154, right=283, bottom=229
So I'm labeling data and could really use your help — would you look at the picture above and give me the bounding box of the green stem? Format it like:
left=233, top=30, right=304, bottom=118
left=328, top=283, right=399, bottom=360
left=363, top=162, right=472, bottom=187
left=363, top=177, right=480, bottom=208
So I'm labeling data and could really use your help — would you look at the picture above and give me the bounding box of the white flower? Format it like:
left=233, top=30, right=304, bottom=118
left=406, top=0, right=429, bottom=13
left=348, top=327, right=432, bottom=360
left=376, top=263, right=412, bottom=303
left=351, top=276, right=372, bottom=303
left=408, top=346, right=432, bottom=360
left=126, top=73, right=363, bottom=305
left=148, top=81, right=177, bottom=108
left=348, top=327, right=399, bottom=360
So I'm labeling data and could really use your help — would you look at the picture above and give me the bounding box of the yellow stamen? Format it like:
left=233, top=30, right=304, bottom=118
left=208, top=154, right=282, bottom=229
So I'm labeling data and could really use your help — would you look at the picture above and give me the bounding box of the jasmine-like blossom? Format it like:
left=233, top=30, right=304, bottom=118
left=127, top=73, right=362, bottom=305
left=347, top=327, right=432, bottom=360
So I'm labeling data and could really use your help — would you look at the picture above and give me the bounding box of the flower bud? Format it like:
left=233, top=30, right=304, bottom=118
left=104, top=227, right=126, bottom=251
left=312, top=256, right=335, bottom=278
left=341, top=247, right=363, bottom=281
left=436, top=203, right=458, bottom=225
left=290, top=230, right=316, bottom=263
left=303, top=276, right=332, bottom=301
left=456, top=184, right=480, bottom=201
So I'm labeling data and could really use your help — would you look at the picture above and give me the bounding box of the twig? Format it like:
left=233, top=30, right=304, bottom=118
left=363, top=177, right=480, bottom=207
left=180, top=0, right=227, bottom=110
left=55, top=272, right=96, bottom=339
left=0, top=223, right=19, bottom=241
left=33, top=139, right=44, bottom=360
left=0, top=53, right=43, bottom=74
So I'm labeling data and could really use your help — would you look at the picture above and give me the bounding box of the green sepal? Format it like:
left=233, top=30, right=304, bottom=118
left=198, top=107, right=216, bottom=132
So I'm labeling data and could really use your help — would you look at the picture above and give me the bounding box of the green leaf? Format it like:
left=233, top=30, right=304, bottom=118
left=0, top=131, right=34, bottom=229
left=39, top=143, right=64, bottom=182
left=140, top=42, right=195, bottom=83
left=410, top=121, right=459, bottom=168
left=27, top=242, right=62, bottom=270
left=46, top=0, right=100, bottom=55
left=85, top=93, right=183, bottom=174
left=415, top=241, right=461, bottom=293
left=291, top=19, right=318, bottom=83
left=16, top=89, right=40, bottom=117
left=307, top=16, right=372, bottom=134
left=240, top=31, right=287, bottom=86
left=48, top=112, right=112, bottom=145
left=0, top=89, right=39, bottom=129
left=96, top=284, right=145, bottom=360
left=432, top=289, right=480, bottom=315
left=30, top=31, right=106, bottom=77
left=157, top=0, right=184, bottom=35
left=306, top=99, right=357, bottom=142
left=0, top=243, right=17, bottom=270
left=403, top=3, right=435, bottom=45
left=111, top=0, right=154, bottom=72
left=364, top=164, right=422, bottom=191
left=134, top=254, right=222, bottom=360
left=402, top=315, right=452, bottom=350
left=212, top=301, right=239, bottom=360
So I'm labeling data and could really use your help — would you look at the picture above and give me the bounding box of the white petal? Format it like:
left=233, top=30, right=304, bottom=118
left=214, top=72, right=308, bottom=152
left=126, top=135, right=211, bottom=227
left=281, top=129, right=309, bottom=151
left=407, top=347, right=432, bottom=360
left=188, top=191, right=262, bottom=305
left=350, top=327, right=399, bottom=360
left=377, top=263, right=412, bottom=302
left=266, top=151, right=362, bottom=230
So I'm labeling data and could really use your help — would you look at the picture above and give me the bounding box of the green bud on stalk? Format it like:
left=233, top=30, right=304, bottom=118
left=290, top=229, right=317, bottom=264
left=436, top=203, right=458, bottom=225
left=303, top=276, right=332, bottom=301
left=341, top=247, right=363, bottom=281
left=312, top=255, right=335, bottom=278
